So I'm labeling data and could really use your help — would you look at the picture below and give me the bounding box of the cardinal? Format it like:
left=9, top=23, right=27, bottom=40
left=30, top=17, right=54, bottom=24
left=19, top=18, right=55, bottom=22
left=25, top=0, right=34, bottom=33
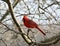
left=23, top=15, right=46, bottom=35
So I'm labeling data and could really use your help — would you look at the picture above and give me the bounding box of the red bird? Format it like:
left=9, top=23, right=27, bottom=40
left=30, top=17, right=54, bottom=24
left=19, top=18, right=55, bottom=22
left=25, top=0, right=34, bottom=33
left=23, top=15, right=46, bottom=35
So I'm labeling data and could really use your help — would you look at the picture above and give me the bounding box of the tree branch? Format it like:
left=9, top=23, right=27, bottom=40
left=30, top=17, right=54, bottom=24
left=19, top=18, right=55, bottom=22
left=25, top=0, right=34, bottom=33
left=6, top=0, right=33, bottom=45
left=0, top=0, right=20, bottom=21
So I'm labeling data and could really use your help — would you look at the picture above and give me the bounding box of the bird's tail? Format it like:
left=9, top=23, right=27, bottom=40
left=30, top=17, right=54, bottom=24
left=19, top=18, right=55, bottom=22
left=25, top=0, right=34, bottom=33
left=36, top=26, right=46, bottom=35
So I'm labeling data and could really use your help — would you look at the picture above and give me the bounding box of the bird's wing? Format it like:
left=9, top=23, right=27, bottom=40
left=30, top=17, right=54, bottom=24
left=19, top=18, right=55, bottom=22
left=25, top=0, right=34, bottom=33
left=28, top=19, right=38, bottom=26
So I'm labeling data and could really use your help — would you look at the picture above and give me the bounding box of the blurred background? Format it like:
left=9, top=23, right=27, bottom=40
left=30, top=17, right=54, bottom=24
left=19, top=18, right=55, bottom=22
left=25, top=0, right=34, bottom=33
left=0, top=0, right=60, bottom=46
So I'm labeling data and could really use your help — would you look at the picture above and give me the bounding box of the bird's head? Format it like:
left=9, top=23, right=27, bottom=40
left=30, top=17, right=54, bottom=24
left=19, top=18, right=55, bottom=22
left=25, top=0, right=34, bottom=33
left=23, top=15, right=28, bottom=22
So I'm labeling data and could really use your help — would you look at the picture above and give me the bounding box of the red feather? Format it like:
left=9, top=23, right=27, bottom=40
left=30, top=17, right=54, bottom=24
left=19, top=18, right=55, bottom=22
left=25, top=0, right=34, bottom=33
left=23, top=15, right=46, bottom=35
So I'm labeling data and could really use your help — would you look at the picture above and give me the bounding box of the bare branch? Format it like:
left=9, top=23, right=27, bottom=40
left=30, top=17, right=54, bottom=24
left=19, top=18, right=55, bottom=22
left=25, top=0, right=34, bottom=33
left=6, top=0, right=33, bottom=45
left=0, top=0, right=20, bottom=21
left=0, top=39, right=7, bottom=46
